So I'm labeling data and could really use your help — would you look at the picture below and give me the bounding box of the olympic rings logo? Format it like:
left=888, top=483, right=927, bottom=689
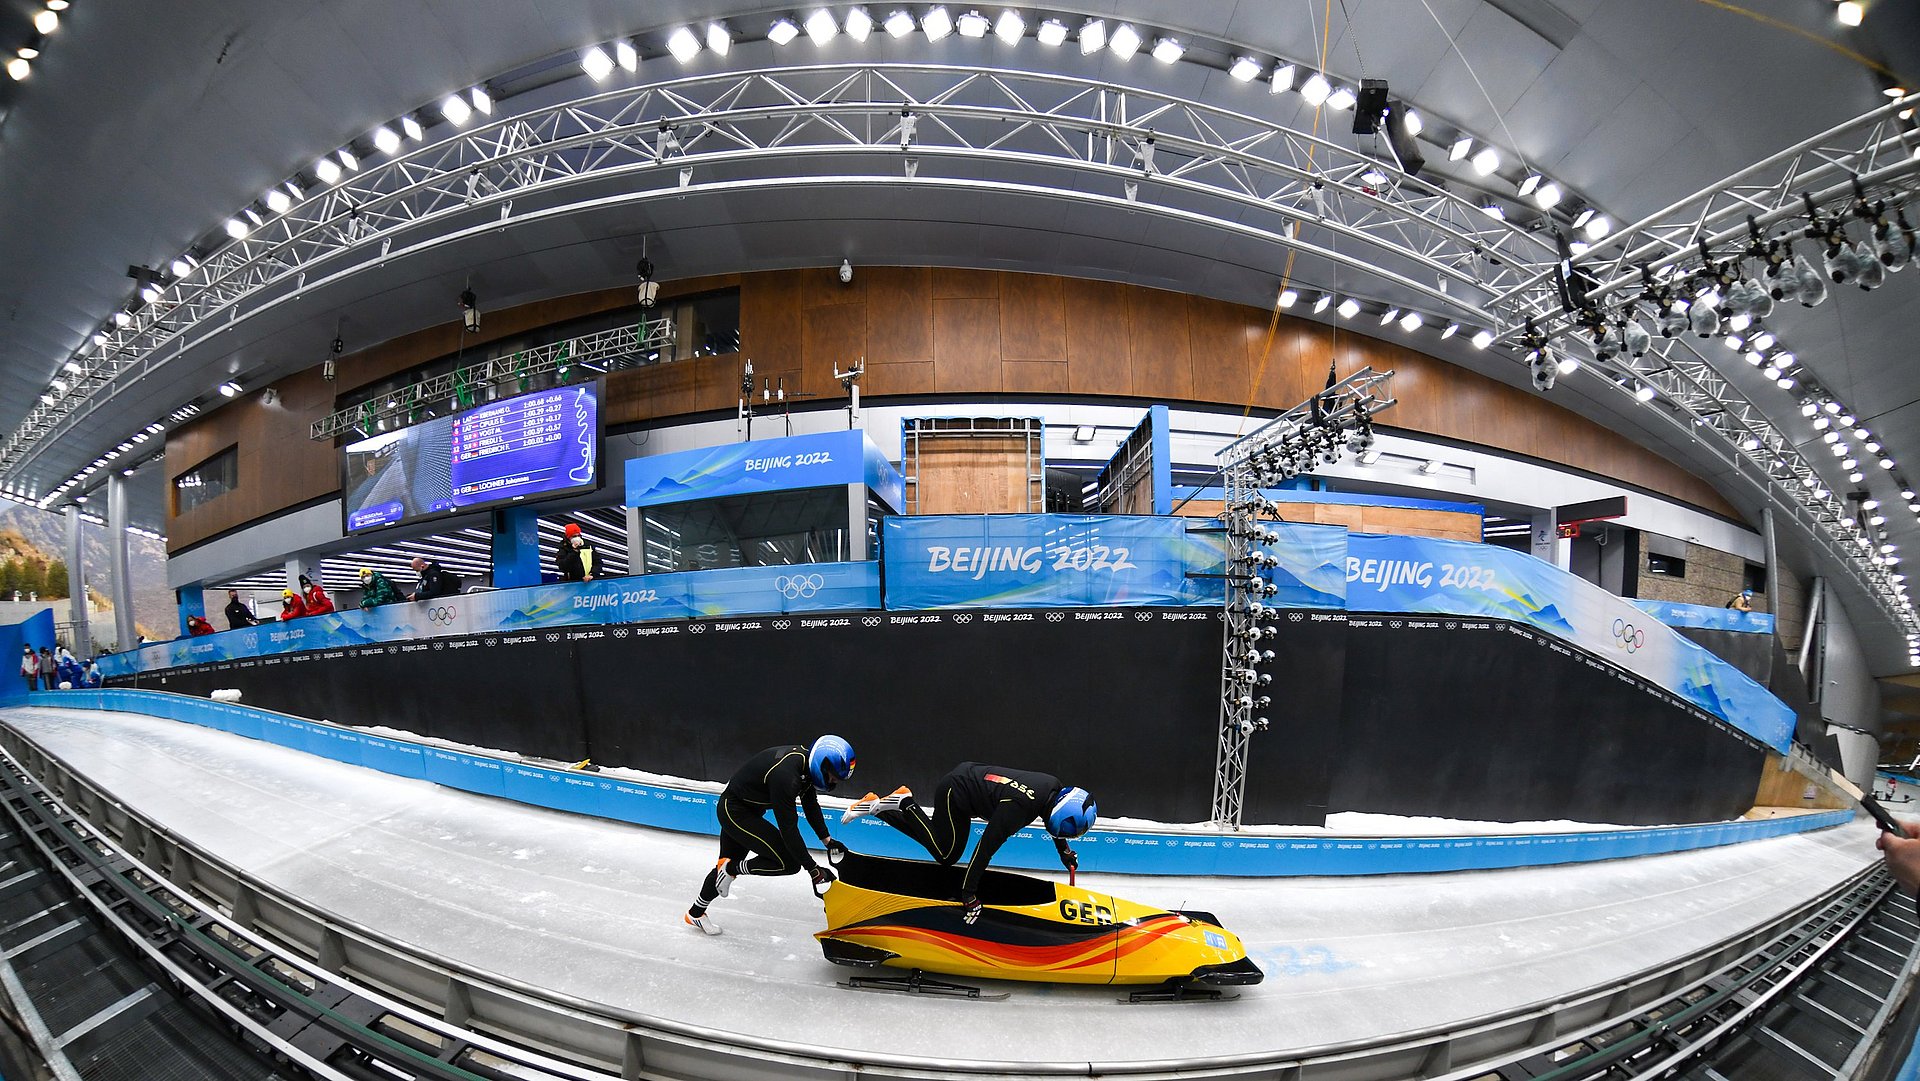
left=1611, top=617, right=1647, bottom=653
left=426, top=604, right=458, bottom=624
left=775, top=573, right=825, bottom=599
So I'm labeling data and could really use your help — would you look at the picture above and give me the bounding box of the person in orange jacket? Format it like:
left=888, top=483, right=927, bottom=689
left=278, top=589, right=308, bottom=621
left=299, top=574, right=335, bottom=616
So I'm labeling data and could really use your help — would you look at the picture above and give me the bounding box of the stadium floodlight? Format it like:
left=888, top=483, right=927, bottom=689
left=1471, top=329, right=1494, bottom=349
left=807, top=9, right=841, bottom=43
left=1449, top=137, right=1472, bottom=161
left=1270, top=63, right=1296, bottom=94
left=225, top=218, right=249, bottom=239
left=884, top=10, right=914, bottom=37
left=373, top=126, right=400, bottom=154
left=1151, top=37, right=1184, bottom=64
left=1108, top=23, right=1141, bottom=60
left=994, top=10, right=1024, bottom=43
left=315, top=157, right=342, bottom=184
left=1325, top=84, right=1356, bottom=110
left=440, top=93, right=472, bottom=126
left=1472, top=146, right=1499, bottom=176
left=921, top=7, right=953, bottom=40
left=708, top=22, right=733, bottom=54
left=1336, top=298, right=1361, bottom=319
left=471, top=86, right=493, bottom=115
left=1078, top=18, right=1106, bottom=54
left=1036, top=19, right=1066, bottom=46
left=667, top=26, right=702, bottom=62
left=402, top=115, right=423, bottom=141
left=769, top=18, right=801, bottom=45
left=1300, top=71, right=1331, bottom=106
left=582, top=45, right=615, bottom=80
left=1278, top=288, right=1298, bottom=308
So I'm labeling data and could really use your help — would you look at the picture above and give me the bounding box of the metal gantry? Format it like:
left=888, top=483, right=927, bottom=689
left=309, top=317, right=675, bottom=440
left=1211, top=368, right=1395, bottom=829
left=1, top=62, right=1553, bottom=482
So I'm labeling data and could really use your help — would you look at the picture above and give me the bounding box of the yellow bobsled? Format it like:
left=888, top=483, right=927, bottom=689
left=815, top=851, right=1262, bottom=987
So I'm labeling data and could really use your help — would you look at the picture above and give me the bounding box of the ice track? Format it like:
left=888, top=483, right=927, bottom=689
left=0, top=705, right=1880, bottom=1068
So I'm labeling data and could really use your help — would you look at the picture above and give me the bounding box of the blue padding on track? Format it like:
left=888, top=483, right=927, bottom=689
left=11, top=689, right=1852, bottom=878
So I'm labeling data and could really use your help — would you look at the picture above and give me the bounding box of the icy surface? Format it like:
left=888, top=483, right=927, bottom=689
left=0, top=706, right=1880, bottom=1068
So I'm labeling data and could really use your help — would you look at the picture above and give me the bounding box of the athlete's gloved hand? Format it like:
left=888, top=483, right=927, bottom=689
left=960, top=892, right=982, bottom=925
left=1059, top=847, right=1078, bottom=873
left=824, top=838, right=848, bottom=865
left=808, top=864, right=836, bottom=896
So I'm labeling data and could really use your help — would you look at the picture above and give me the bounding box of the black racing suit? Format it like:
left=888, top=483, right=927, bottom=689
left=878, top=762, right=1072, bottom=896
left=690, top=745, right=831, bottom=914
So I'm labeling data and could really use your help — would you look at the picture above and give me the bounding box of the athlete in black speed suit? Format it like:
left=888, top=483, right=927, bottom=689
left=684, top=736, right=854, bottom=935
left=845, top=762, right=1096, bottom=924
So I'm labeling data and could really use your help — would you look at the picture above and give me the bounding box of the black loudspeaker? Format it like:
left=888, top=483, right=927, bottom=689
left=1352, top=78, right=1390, bottom=135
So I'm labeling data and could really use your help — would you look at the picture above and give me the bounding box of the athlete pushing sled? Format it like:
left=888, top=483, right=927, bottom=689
left=842, top=762, right=1097, bottom=924
left=684, top=735, right=856, bottom=935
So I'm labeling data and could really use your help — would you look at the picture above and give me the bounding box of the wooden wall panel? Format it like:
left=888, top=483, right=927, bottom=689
left=1063, top=278, right=1132, bottom=396
left=168, top=266, right=1744, bottom=553
left=932, top=267, right=999, bottom=299
left=914, top=436, right=1031, bottom=515
left=1000, top=273, right=1066, bottom=362
left=1002, top=362, right=1070, bottom=394
left=1188, top=296, right=1254, bottom=405
left=1126, top=289, right=1193, bottom=400
left=933, top=298, right=1002, bottom=393
left=864, top=267, right=934, bottom=364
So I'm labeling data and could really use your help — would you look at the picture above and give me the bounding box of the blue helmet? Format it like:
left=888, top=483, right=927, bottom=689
left=1046, top=786, right=1097, bottom=839
left=808, top=735, right=855, bottom=792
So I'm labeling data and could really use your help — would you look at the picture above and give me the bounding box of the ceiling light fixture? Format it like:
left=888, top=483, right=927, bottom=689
left=582, top=45, right=614, bottom=80
left=1300, top=71, right=1331, bottom=106
left=1078, top=18, right=1106, bottom=54
left=667, top=26, right=702, bottom=61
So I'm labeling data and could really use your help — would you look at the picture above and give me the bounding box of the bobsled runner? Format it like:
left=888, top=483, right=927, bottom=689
left=814, top=851, right=1263, bottom=987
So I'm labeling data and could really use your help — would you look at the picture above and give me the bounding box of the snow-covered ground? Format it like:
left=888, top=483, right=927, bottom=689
left=0, top=705, right=1880, bottom=1068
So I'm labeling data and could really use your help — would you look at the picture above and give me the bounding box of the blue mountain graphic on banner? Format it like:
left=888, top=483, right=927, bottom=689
left=636, top=475, right=710, bottom=503
left=1520, top=602, right=1576, bottom=636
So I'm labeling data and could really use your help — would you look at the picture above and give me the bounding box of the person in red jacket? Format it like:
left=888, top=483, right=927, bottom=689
left=299, top=574, right=335, bottom=616
left=278, top=589, right=308, bottom=621
left=185, top=614, right=216, bottom=637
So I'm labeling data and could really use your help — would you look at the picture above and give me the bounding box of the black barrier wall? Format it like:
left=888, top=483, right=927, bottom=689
left=130, top=607, right=1766, bottom=826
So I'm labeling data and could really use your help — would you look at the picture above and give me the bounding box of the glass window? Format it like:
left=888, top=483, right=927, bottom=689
left=639, top=487, right=850, bottom=574
left=174, top=447, right=238, bottom=513
left=1646, top=553, right=1687, bottom=578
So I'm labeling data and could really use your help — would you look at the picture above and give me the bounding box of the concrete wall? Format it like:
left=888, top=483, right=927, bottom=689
left=1820, top=589, right=1884, bottom=742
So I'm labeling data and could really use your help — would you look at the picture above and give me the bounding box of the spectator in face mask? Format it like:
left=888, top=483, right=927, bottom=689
left=555, top=522, right=603, bottom=583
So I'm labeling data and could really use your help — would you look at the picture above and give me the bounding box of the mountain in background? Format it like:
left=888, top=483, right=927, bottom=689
left=0, top=505, right=169, bottom=641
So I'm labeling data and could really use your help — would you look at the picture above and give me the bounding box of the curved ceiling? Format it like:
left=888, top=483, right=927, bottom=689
left=1, top=0, right=1917, bottom=663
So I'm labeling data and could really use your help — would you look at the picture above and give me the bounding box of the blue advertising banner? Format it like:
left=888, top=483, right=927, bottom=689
left=96, top=562, right=881, bottom=679
left=626, top=430, right=904, bottom=510
left=14, top=689, right=1850, bottom=876
left=1261, top=520, right=1348, bottom=609
left=1344, top=534, right=1794, bottom=753
left=883, top=514, right=1226, bottom=609
left=1631, top=599, right=1775, bottom=635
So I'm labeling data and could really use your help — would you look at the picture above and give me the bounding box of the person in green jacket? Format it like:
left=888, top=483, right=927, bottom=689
left=358, top=567, right=404, bottom=609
